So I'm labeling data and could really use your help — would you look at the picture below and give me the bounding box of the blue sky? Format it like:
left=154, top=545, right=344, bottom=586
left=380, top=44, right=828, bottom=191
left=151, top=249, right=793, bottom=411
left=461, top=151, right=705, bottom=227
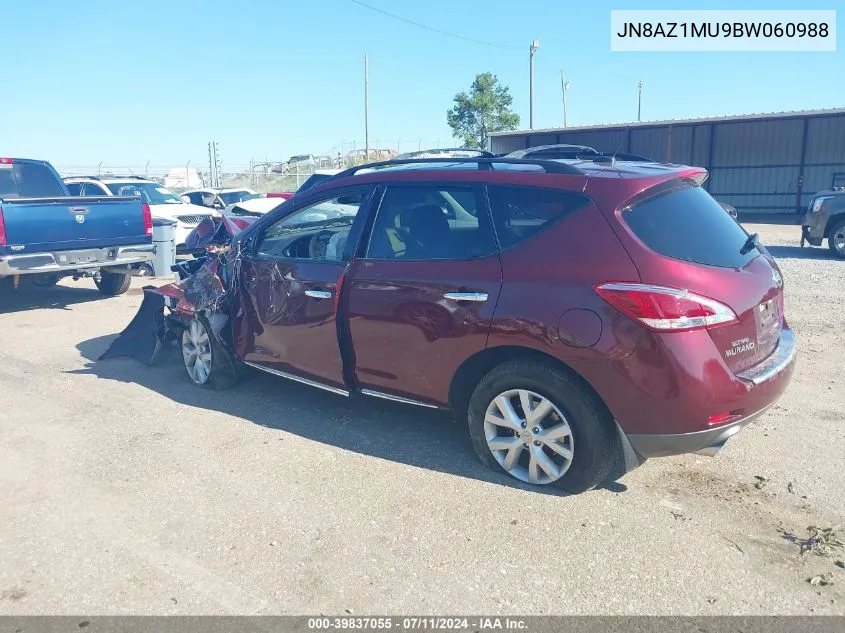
left=2, top=0, right=842, bottom=171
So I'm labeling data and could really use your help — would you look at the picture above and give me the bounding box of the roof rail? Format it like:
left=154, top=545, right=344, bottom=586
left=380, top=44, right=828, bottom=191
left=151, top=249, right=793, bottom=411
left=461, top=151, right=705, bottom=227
left=506, top=145, right=654, bottom=163
left=335, top=156, right=584, bottom=178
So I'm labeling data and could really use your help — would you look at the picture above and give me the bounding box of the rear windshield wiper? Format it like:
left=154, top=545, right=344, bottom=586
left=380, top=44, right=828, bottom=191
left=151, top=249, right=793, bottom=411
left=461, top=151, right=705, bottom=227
left=740, top=232, right=759, bottom=255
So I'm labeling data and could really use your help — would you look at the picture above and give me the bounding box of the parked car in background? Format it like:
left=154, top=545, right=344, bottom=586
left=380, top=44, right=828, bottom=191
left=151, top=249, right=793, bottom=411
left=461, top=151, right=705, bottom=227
left=181, top=187, right=261, bottom=211
left=163, top=166, right=203, bottom=189
left=287, top=154, right=317, bottom=169
left=2, top=158, right=153, bottom=295
left=64, top=176, right=215, bottom=248
left=801, top=187, right=845, bottom=258
left=142, top=153, right=796, bottom=492
left=396, top=148, right=493, bottom=160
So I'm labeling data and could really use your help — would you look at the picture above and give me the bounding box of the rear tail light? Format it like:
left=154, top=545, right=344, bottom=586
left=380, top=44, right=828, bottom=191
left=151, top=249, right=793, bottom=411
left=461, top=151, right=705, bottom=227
left=142, top=202, right=153, bottom=237
left=594, top=282, right=738, bottom=332
left=0, top=158, right=13, bottom=165
left=0, top=206, right=6, bottom=246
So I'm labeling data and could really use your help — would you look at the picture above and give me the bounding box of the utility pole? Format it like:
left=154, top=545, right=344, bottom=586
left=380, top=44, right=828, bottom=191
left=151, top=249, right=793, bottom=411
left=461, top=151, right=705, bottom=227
left=560, top=70, right=571, bottom=127
left=529, top=40, right=540, bottom=129
left=364, top=54, right=369, bottom=162
left=637, top=80, right=644, bottom=122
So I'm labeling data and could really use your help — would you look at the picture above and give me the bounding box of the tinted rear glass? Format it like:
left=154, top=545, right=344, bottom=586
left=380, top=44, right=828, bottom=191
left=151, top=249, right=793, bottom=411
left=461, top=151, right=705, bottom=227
left=0, top=163, right=65, bottom=198
left=624, top=183, right=757, bottom=268
left=486, top=185, right=590, bottom=249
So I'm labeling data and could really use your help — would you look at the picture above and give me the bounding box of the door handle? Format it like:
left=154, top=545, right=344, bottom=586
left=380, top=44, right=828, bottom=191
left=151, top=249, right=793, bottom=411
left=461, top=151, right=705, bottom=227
left=304, top=289, right=333, bottom=299
left=443, top=292, right=488, bottom=302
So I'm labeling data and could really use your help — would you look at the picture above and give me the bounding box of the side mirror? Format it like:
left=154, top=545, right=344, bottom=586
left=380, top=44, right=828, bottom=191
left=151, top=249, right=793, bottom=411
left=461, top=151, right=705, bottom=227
left=181, top=195, right=191, bottom=204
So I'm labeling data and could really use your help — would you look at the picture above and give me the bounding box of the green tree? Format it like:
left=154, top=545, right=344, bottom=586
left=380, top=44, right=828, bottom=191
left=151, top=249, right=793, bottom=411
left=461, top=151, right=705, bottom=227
left=447, top=72, right=520, bottom=149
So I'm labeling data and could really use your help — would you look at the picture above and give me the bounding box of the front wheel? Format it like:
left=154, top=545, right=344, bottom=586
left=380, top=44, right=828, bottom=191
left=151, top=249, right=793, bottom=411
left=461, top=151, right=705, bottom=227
left=181, top=316, right=238, bottom=390
left=467, top=359, right=617, bottom=493
left=828, top=219, right=845, bottom=259
left=95, top=271, right=131, bottom=296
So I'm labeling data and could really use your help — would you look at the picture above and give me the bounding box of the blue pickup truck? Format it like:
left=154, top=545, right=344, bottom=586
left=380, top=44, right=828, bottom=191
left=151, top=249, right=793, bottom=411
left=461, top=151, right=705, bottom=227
left=0, top=157, right=154, bottom=295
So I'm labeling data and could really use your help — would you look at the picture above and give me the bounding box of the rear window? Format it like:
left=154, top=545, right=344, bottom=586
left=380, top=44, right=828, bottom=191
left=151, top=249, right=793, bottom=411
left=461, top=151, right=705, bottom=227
left=624, top=183, right=757, bottom=268
left=0, top=162, right=66, bottom=199
left=486, top=185, right=590, bottom=249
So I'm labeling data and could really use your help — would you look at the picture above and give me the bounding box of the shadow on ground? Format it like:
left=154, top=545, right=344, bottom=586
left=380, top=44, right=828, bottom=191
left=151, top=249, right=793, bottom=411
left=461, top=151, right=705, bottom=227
left=766, top=245, right=838, bottom=261
left=0, top=282, right=118, bottom=314
left=72, top=333, right=627, bottom=497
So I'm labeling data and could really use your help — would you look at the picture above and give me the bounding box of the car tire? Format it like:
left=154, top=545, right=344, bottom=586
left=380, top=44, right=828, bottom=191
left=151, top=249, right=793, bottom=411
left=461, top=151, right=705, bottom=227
left=467, top=359, right=617, bottom=493
left=32, top=274, right=60, bottom=288
left=827, top=219, right=845, bottom=259
left=181, top=316, right=238, bottom=390
left=95, top=271, right=132, bottom=296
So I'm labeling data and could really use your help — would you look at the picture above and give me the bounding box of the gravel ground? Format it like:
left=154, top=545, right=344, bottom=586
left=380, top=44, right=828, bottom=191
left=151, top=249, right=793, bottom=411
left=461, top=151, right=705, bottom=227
left=0, top=223, right=843, bottom=615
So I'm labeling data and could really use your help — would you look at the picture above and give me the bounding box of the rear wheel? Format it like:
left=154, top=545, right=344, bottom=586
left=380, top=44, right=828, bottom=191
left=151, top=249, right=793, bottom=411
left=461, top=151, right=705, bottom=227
left=828, top=219, right=845, bottom=259
left=95, top=271, right=131, bottom=296
left=467, top=359, right=617, bottom=493
left=31, top=274, right=60, bottom=288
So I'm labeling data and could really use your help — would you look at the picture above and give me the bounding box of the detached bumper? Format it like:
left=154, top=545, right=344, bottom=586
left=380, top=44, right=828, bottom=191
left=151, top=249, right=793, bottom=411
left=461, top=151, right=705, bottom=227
left=0, top=244, right=154, bottom=277
left=625, top=328, right=797, bottom=459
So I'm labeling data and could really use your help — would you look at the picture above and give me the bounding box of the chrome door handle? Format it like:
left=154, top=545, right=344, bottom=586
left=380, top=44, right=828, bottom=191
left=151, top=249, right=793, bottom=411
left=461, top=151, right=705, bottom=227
left=305, top=289, right=332, bottom=299
left=443, top=292, right=488, bottom=302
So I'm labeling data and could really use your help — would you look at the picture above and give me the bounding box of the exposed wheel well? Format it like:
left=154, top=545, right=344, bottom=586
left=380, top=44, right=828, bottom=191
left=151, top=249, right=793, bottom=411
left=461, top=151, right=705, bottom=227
left=448, top=345, right=611, bottom=421
left=824, top=213, right=845, bottom=238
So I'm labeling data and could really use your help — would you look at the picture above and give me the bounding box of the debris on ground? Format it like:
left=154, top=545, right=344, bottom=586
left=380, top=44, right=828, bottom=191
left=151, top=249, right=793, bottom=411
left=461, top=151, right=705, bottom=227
left=835, top=560, right=845, bottom=569
left=808, top=573, right=835, bottom=587
left=754, top=475, right=768, bottom=490
left=787, top=481, right=795, bottom=494
left=706, top=596, right=717, bottom=605
left=801, top=526, right=844, bottom=557
left=670, top=511, right=689, bottom=521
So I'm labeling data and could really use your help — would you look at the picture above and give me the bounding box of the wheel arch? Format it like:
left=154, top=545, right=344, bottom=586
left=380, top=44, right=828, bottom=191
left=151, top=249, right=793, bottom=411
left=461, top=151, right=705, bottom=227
left=823, top=212, right=845, bottom=238
left=448, top=345, right=611, bottom=420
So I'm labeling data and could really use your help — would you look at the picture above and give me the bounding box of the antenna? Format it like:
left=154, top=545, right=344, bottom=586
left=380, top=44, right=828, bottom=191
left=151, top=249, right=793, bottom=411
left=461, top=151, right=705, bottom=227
left=582, top=125, right=630, bottom=193
left=610, top=125, right=630, bottom=164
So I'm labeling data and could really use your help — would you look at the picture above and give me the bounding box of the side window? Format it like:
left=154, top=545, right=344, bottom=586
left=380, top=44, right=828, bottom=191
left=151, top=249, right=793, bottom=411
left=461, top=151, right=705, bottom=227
left=366, top=185, right=496, bottom=260
left=65, top=182, right=83, bottom=195
left=80, top=182, right=107, bottom=196
left=185, top=192, right=204, bottom=205
left=257, top=189, right=371, bottom=261
left=486, top=185, right=590, bottom=249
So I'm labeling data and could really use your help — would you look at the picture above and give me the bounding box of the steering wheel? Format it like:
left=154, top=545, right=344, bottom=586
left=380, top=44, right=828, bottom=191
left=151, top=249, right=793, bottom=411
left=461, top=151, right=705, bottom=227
left=308, top=230, right=335, bottom=259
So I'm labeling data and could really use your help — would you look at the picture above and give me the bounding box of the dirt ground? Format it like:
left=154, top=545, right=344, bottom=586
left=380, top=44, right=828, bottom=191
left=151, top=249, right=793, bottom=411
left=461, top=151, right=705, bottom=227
left=0, top=223, right=843, bottom=615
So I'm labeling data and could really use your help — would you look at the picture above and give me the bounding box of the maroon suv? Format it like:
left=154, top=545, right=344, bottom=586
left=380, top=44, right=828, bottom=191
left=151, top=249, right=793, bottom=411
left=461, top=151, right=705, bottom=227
left=171, top=156, right=796, bottom=492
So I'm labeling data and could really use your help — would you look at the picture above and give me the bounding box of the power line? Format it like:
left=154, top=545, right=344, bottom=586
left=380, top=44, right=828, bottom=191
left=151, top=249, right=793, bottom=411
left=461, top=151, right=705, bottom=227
left=349, top=0, right=519, bottom=50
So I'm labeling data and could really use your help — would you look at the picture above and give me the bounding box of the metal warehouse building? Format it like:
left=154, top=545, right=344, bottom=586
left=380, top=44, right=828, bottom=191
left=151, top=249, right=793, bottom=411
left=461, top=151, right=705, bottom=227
left=489, top=108, right=845, bottom=216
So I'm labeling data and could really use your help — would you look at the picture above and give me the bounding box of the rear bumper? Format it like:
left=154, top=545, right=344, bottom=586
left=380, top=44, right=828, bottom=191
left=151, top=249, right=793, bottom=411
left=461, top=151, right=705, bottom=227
left=0, top=244, right=154, bottom=277
left=625, top=328, right=796, bottom=459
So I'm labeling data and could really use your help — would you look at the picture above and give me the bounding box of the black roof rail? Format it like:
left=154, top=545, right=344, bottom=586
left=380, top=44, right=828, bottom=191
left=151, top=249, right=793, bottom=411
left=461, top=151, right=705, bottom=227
left=507, top=145, right=655, bottom=163
left=335, top=156, right=584, bottom=178
left=506, top=144, right=599, bottom=159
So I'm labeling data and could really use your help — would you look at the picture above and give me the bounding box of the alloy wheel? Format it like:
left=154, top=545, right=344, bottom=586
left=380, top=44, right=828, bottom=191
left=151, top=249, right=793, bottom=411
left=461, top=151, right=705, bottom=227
left=182, top=319, right=212, bottom=385
left=483, top=389, right=574, bottom=485
left=833, top=227, right=845, bottom=255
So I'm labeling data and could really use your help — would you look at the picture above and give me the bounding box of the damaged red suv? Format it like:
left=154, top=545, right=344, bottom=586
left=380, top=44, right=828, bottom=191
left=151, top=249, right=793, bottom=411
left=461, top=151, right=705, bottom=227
left=145, top=155, right=796, bottom=492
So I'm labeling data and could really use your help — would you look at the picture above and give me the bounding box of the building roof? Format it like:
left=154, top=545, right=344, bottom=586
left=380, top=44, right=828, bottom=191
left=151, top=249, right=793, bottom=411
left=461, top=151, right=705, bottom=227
left=488, top=107, right=845, bottom=137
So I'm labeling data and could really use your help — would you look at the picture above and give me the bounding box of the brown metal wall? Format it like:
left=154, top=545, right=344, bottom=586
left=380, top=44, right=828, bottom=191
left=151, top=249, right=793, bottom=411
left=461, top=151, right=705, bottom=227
left=490, top=113, right=845, bottom=215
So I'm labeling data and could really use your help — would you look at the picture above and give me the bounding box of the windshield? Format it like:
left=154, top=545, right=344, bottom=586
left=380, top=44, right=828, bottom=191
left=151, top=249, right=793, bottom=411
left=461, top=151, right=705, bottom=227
left=219, top=190, right=261, bottom=204
left=106, top=182, right=183, bottom=204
